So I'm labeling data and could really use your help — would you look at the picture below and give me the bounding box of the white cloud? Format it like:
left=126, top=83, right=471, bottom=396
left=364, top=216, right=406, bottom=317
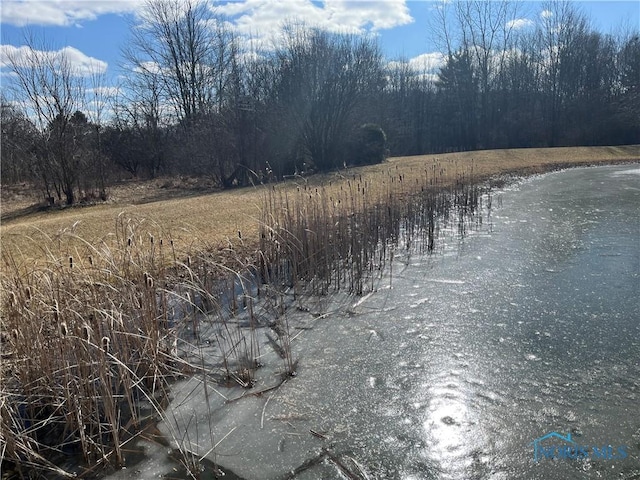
left=216, top=0, right=413, bottom=48
left=389, top=52, right=445, bottom=73
left=0, top=0, right=141, bottom=27
left=88, top=85, right=119, bottom=98
left=507, top=18, right=534, bottom=30
left=1, top=44, right=108, bottom=76
left=134, top=60, right=164, bottom=75
left=407, top=52, right=446, bottom=72
left=540, top=9, right=553, bottom=19
left=386, top=52, right=445, bottom=85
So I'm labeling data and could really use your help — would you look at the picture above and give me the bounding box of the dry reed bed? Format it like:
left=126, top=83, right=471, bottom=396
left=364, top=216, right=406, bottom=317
left=1, top=146, right=638, bottom=477
left=259, top=162, right=484, bottom=296
left=0, top=215, right=266, bottom=478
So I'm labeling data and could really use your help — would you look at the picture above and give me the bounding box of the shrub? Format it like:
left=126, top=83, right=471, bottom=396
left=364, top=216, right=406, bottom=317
left=349, top=123, right=387, bottom=166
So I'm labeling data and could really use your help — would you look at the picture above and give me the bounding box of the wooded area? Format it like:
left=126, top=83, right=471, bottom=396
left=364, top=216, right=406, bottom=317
left=2, top=0, right=639, bottom=205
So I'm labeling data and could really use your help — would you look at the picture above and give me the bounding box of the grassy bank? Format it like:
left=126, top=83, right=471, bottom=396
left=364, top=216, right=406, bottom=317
left=2, top=145, right=638, bottom=265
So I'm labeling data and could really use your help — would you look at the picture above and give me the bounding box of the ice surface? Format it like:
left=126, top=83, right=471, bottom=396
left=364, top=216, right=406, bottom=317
left=110, top=165, right=640, bottom=479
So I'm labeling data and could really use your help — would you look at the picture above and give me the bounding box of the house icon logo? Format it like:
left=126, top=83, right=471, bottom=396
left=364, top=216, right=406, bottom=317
left=529, top=431, right=629, bottom=462
left=529, top=431, right=578, bottom=462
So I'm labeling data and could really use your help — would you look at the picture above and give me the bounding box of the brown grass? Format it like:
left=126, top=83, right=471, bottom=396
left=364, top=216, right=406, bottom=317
left=1, top=145, right=638, bottom=265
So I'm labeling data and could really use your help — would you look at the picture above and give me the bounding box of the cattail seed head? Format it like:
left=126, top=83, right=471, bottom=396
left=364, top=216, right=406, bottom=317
left=8, top=291, right=16, bottom=308
left=88, top=255, right=93, bottom=266
left=69, top=256, right=73, bottom=268
left=82, top=324, right=91, bottom=341
left=101, top=336, right=110, bottom=353
left=25, top=287, right=31, bottom=301
left=149, top=234, right=154, bottom=244
left=60, top=322, right=68, bottom=337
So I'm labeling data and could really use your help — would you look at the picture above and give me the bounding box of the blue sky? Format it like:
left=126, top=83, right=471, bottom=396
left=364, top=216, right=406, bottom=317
left=1, top=1, right=638, bottom=91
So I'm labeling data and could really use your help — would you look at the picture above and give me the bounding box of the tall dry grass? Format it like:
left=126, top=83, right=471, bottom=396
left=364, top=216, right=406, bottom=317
left=0, top=214, right=267, bottom=477
left=258, top=161, right=484, bottom=297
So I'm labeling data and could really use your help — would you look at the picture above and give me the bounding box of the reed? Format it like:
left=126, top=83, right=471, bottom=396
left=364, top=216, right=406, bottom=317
left=258, top=161, right=485, bottom=298
left=0, top=214, right=261, bottom=477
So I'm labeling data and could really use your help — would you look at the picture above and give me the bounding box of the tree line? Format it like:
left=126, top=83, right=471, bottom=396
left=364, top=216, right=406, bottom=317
left=2, top=0, right=638, bottom=205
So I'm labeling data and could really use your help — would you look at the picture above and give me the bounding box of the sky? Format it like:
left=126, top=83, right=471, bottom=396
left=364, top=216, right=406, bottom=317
left=1, top=0, right=638, bottom=100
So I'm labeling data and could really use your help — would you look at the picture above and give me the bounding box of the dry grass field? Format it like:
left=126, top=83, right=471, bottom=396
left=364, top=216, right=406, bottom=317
left=2, top=145, right=639, bottom=266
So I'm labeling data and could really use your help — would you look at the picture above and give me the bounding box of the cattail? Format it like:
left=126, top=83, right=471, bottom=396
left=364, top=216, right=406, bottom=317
left=149, top=234, right=154, bottom=244
left=127, top=238, right=132, bottom=247
left=60, top=322, right=68, bottom=337
left=8, top=291, right=16, bottom=308
left=238, top=230, right=242, bottom=240
left=25, top=286, right=31, bottom=301
left=82, top=324, right=92, bottom=341
left=69, top=256, right=73, bottom=269
left=88, top=255, right=93, bottom=266
left=146, top=275, right=154, bottom=289
left=101, top=336, right=110, bottom=353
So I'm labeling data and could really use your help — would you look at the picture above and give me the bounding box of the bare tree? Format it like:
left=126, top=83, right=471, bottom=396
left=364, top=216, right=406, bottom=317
left=84, top=67, right=111, bottom=198
left=536, top=0, right=589, bottom=145
left=272, top=25, right=385, bottom=172
left=612, top=33, right=640, bottom=143
left=124, top=0, right=235, bottom=122
left=428, top=0, right=521, bottom=148
left=4, top=33, right=89, bottom=204
left=122, top=0, right=242, bottom=180
left=111, top=63, right=167, bottom=177
left=0, top=99, right=39, bottom=185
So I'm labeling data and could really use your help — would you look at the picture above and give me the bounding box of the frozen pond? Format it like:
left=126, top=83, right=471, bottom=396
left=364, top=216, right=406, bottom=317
left=112, top=165, right=639, bottom=479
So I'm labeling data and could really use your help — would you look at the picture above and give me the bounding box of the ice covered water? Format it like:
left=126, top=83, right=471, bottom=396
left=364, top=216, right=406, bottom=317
left=111, top=165, right=639, bottom=479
